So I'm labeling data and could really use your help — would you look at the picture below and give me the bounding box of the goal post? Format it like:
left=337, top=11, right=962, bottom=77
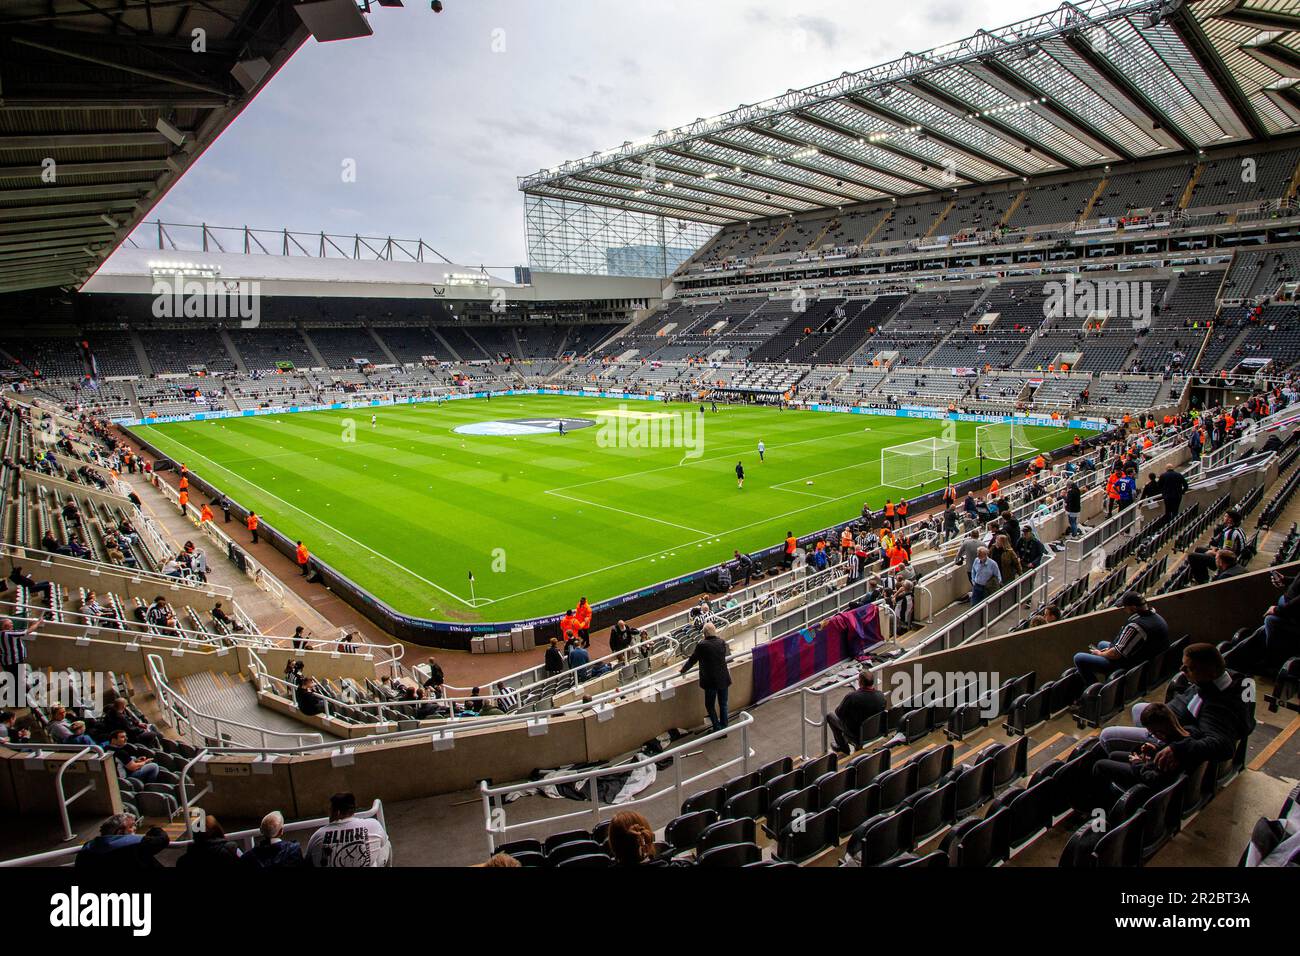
left=881, top=436, right=960, bottom=488
left=975, top=422, right=1036, bottom=463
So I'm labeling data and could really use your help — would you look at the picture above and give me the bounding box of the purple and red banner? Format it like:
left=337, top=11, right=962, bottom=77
left=751, top=602, right=883, bottom=703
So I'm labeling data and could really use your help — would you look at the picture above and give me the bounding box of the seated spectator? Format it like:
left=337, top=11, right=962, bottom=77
left=1188, top=509, right=1247, bottom=584
left=46, top=706, right=72, bottom=743
left=1224, top=568, right=1300, bottom=674
left=1097, top=643, right=1255, bottom=777
left=1090, top=702, right=1190, bottom=805
left=66, top=720, right=96, bottom=746
left=1073, top=592, right=1168, bottom=684
left=305, top=792, right=392, bottom=867
left=9, top=565, right=52, bottom=599
left=0, top=711, right=30, bottom=744
left=295, top=677, right=328, bottom=717
left=176, top=815, right=242, bottom=868
left=1212, top=549, right=1245, bottom=580
left=102, top=698, right=161, bottom=747
left=484, top=852, right=522, bottom=867
left=75, top=813, right=169, bottom=870
left=827, top=668, right=887, bottom=756
left=239, top=811, right=305, bottom=868
left=211, top=602, right=243, bottom=632
left=106, top=729, right=158, bottom=783
left=607, top=810, right=660, bottom=866
left=80, top=591, right=112, bottom=626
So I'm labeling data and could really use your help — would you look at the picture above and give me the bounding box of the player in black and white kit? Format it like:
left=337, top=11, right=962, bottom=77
left=735, top=461, right=745, bottom=489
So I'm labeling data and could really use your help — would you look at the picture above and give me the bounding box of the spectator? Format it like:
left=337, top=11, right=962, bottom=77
left=827, top=668, right=887, bottom=755
left=240, top=811, right=304, bottom=868
left=991, top=533, right=1022, bottom=582
left=969, top=547, right=1002, bottom=605
left=732, top=549, right=756, bottom=587
left=106, top=730, right=158, bottom=783
left=566, top=639, right=591, bottom=680
left=607, top=810, right=659, bottom=866
left=1097, top=643, right=1254, bottom=776
left=1016, top=525, right=1046, bottom=569
left=0, top=711, right=30, bottom=744
left=0, top=610, right=45, bottom=688
left=1224, top=569, right=1300, bottom=673
left=66, top=720, right=96, bottom=746
left=1157, top=464, right=1189, bottom=518
left=1064, top=480, right=1082, bottom=537
left=176, top=815, right=242, bottom=868
left=679, top=622, right=731, bottom=732
left=955, top=529, right=980, bottom=569
left=296, top=677, right=328, bottom=717
left=544, top=637, right=566, bottom=676
left=422, top=656, right=445, bottom=696
left=1212, top=549, right=1245, bottom=580
left=46, top=706, right=72, bottom=743
left=609, top=620, right=638, bottom=658
left=1073, top=591, right=1169, bottom=684
left=102, top=698, right=161, bottom=747
left=75, top=813, right=169, bottom=870
left=484, top=852, right=522, bottom=867
left=1091, top=702, right=1191, bottom=804
left=892, top=580, right=916, bottom=633
left=1189, top=510, right=1247, bottom=584
left=8, top=566, right=52, bottom=599
left=304, top=792, right=392, bottom=867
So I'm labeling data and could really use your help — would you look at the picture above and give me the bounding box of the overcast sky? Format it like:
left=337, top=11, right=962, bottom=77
left=134, top=0, right=1054, bottom=267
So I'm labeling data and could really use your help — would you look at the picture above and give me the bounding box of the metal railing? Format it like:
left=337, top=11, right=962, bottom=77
left=479, top=713, right=754, bottom=857
left=146, top=653, right=324, bottom=749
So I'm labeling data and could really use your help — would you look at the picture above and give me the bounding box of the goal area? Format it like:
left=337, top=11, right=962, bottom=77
left=881, top=436, right=959, bottom=488
left=975, top=422, right=1036, bottom=462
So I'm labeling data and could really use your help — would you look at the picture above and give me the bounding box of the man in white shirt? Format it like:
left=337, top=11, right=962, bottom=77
left=305, top=792, right=391, bottom=867
left=757, top=439, right=765, bottom=462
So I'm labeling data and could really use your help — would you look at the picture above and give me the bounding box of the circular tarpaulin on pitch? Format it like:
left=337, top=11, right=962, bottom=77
left=453, top=417, right=597, bottom=437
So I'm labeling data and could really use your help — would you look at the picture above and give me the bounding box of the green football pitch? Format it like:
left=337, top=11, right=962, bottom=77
left=129, top=396, right=1067, bottom=623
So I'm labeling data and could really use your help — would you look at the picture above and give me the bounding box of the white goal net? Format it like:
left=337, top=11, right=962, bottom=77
left=881, top=436, right=960, bottom=487
left=975, top=422, right=1036, bottom=462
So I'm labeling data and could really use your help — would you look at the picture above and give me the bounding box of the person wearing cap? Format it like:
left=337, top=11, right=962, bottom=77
left=827, top=668, right=887, bottom=755
left=1073, top=592, right=1169, bottom=684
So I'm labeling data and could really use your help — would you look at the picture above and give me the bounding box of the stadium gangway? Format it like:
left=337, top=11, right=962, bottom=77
left=1063, top=500, right=1140, bottom=581
left=0, top=796, right=387, bottom=867
left=151, top=468, right=288, bottom=608
left=146, top=653, right=326, bottom=749
left=0, top=595, right=403, bottom=665
left=479, top=712, right=755, bottom=857
left=797, top=561, right=1052, bottom=759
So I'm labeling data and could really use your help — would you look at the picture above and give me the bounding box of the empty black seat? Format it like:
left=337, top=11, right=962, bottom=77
left=766, top=785, right=818, bottom=837
left=698, top=817, right=756, bottom=856
left=765, top=769, right=805, bottom=805
left=775, top=807, right=839, bottom=864
left=829, top=786, right=878, bottom=838
left=848, top=748, right=890, bottom=787
left=951, top=759, right=994, bottom=820
left=988, top=778, right=1053, bottom=855
left=903, top=780, right=955, bottom=844
left=555, top=852, right=613, bottom=868
left=547, top=840, right=604, bottom=867
left=814, top=767, right=855, bottom=805
left=723, top=770, right=761, bottom=798
left=800, top=751, right=838, bottom=781
left=1138, top=777, right=1185, bottom=862
left=681, top=786, right=726, bottom=816
left=721, top=786, right=768, bottom=822
left=544, top=830, right=591, bottom=855
left=664, top=809, right=717, bottom=855
left=947, top=806, right=1008, bottom=867
left=846, top=808, right=915, bottom=866
left=696, top=842, right=762, bottom=867
left=908, top=744, right=955, bottom=789
left=873, top=764, right=918, bottom=811
left=756, top=756, right=794, bottom=784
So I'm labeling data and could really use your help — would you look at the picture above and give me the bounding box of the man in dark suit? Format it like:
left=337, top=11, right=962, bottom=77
left=680, top=623, right=731, bottom=732
left=1157, top=464, right=1189, bottom=518
left=827, top=668, right=887, bottom=755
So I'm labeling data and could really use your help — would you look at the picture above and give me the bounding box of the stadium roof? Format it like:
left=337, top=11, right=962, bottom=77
left=0, top=0, right=314, bottom=295
left=518, top=0, right=1300, bottom=227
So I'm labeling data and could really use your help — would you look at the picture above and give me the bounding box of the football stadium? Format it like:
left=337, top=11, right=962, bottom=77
left=1, top=0, right=1299, bottom=918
